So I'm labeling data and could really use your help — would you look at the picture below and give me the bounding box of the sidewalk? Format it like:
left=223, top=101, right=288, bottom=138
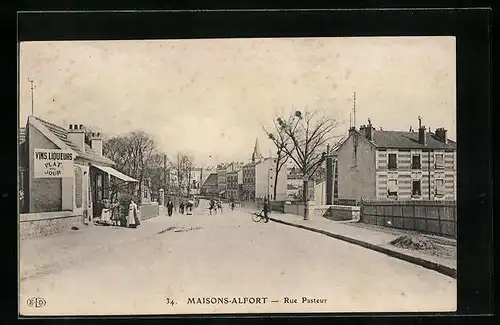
left=19, top=215, right=169, bottom=280
left=240, top=208, right=456, bottom=279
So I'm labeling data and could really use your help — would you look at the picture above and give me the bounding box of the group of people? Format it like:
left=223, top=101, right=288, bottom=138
left=208, top=199, right=224, bottom=214
left=96, top=198, right=140, bottom=228
left=166, top=198, right=196, bottom=217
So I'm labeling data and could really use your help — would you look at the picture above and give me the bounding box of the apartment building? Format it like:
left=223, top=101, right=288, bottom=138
left=337, top=118, right=456, bottom=202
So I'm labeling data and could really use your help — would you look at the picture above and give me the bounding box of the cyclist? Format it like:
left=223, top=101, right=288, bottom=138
left=262, top=198, right=270, bottom=221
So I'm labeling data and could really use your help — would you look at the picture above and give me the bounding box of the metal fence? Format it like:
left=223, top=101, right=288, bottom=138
left=360, top=200, right=456, bottom=238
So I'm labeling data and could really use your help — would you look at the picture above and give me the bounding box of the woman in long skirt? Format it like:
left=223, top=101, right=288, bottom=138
left=127, top=200, right=138, bottom=228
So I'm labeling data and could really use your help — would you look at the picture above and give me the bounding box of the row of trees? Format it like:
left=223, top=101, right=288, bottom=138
left=263, top=109, right=344, bottom=220
left=98, top=131, right=196, bottom=202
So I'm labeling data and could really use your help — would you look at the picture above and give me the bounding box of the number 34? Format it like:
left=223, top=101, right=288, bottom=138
left=165, top=298, right=175, bottom=306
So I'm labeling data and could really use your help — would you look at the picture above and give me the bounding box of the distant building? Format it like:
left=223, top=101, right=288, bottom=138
left=337, top=119, right=457, bottom=202
left=254, top=157, right=287, bottom=201
left=242, top=161, right=256, bottom=201
left=201, top=173, right=218, bottom=196
left=226, top=169, right=243, bottom=201
left=286, top=184, right=300, bottom=199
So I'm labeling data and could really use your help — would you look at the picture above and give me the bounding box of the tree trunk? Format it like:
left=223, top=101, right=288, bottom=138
left=273, top=159, right=279, bottom=200
left=303, top=178, right=310, bottom=220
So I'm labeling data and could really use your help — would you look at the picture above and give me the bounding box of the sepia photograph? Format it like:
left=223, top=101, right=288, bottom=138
left=18, top=36, right=457, bottom=315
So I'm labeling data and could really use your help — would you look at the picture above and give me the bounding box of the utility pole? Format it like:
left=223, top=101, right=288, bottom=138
left=353, top=91, right=356, bottom=129
left=29, top=78, right=35, bottom=116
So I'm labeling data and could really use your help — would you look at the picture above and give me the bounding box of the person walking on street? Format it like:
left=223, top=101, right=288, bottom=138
left=127, top=199, right=139, bottom=228
left=217, top=199, right=223, bottom=213
left=167, top=200, right=174, bottom=217
left=179, top=201, right=185, bottom=215
left=209, top=199, right=215, bottom=215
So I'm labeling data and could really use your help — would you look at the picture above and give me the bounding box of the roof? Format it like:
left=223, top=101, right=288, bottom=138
left=31, top=116, right=115, bottom=165
left=349, top=129, right=456, bottom=150
left=371, top=130, right=456, bottom=149
left=19, top=127, right=26, bottom=143
left=202, top=173, right=218, bottom=187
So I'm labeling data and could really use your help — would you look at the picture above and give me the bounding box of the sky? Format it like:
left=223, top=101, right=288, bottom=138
left=19, top=37, right=456, bottom=165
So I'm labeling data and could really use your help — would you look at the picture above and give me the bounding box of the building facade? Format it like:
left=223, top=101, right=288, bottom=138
left=242, top=162, right=256, bottom=200
left=201, top=173, right=218, bottom=196
left=226, top=169, right=243, bottom=201
left=337, top=120, right=456, bottom=202
left=216, top=164, right=227, bottom=197
left=255, top=157, right=287, bottom=201
left=20, top=116, right=137, bottom=223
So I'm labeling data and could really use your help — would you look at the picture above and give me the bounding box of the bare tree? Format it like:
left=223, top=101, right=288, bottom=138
left=175, top=152, right=194, bottom=197
left=262, top=117, right=291, bottom=201
left=274, top=109, right=344, bottom=220
left=103, top=131, right=162, bottom=203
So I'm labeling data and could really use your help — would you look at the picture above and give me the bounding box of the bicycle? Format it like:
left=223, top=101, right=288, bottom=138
left=251, top=210, right=269, bottom=223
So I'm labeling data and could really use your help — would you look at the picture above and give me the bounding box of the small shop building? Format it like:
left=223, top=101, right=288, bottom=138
left=19, top=116, right=138, bottom=238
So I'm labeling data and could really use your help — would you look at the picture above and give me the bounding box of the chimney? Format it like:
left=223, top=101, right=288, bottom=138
left=366, top=118, right=374, bottom=141
left=67, top=124, right=85, bottom=151
left=359, top=124, right=366, bottom=137
left=435, top=127, right=448, bottom=144
left=90, top=132, right=103, bottom=156
left=418, top=117, right=427, bottom=146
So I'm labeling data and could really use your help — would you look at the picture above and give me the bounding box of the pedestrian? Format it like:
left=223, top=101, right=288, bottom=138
left=217, top=199, right=223, bottom=213
left=110, top=199, right=120, bottom=226
left=209, top=199, right=215, bottom=215
left=127, top=199, right=139, bottom=228
left=187, top=199, right=194, bottom=215
left=167, top=200, right=174, bottom=217
left=179, top=201, right=185, bottom=215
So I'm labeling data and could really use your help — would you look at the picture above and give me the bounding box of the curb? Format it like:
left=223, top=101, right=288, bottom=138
left=270, top=217, right=457, bottom=279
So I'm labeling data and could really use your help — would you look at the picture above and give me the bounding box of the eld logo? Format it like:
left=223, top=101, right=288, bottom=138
left=26, top=297, right=46, bottom=308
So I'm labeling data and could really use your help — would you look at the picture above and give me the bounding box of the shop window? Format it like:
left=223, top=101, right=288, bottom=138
left=412, top=155, right=421, bottom=169
left=412, top=180, right=421, bottom=197
left=388, top=154, right=397, bottom=170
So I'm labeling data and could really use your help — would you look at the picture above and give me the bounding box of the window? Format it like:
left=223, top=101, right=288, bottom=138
left=412, top=180, right=421, bottom=196
left=387, top=179, right=398, bottom=196
left=412, top=155, right=421, bottom=169
left=388, top=153, right=397, bottom=170
left=435, top=179, right=445, bottom=196
left=435, top=153, right=444, bottom=168
left=143, top=190, right=148, bottom=199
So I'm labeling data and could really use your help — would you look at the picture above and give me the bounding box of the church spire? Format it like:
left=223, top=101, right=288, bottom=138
left=251, top=138, right=262, bottom=162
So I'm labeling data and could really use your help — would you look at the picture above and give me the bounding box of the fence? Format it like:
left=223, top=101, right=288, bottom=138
left=360, top=200, right=456, bottom=238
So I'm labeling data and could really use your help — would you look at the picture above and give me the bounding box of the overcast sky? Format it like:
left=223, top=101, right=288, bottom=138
left=19, top=37, right=456, bottom=165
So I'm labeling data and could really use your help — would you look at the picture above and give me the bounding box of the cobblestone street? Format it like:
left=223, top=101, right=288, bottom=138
left=19, top=201, right=456, bottom=315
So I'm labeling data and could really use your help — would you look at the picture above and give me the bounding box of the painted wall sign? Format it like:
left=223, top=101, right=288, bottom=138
left=34, top=149, right=74, bottom=178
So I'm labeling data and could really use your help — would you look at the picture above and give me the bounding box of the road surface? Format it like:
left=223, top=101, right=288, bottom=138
left=19, top=200, right=456, bottom=315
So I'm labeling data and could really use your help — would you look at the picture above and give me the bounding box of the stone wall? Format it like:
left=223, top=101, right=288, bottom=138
left=19, top=212, right=83, bottom=239
left=139, top=202, right=159, bottom=220
left=321, top=205, right=361, bottom=221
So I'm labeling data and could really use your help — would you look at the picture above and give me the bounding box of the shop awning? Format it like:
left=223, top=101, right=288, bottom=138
left=219, top=190, right=226, bottom=195
left=92, top=165, right=138, bottom=182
